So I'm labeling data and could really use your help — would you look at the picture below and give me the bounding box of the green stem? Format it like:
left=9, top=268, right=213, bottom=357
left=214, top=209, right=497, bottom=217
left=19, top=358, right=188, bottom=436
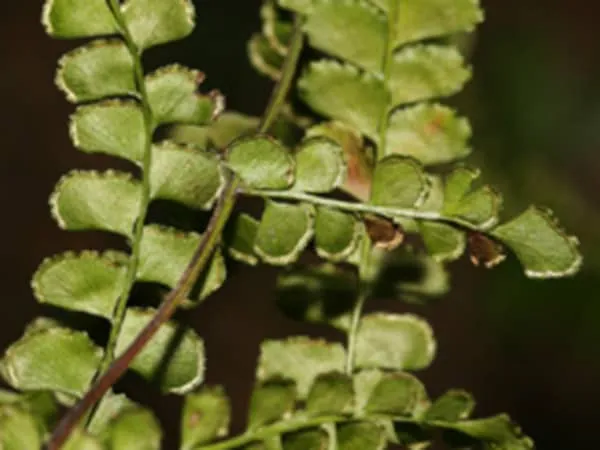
left=376, top=1, right=400, bottom=159
left=259, top=15, right=304, bottom=133
left=97, top=0, right=154, bottom=382
left=198, top=415, right=348, bottom=450
left=345, top=238, right=372, bottom=374
left=244, top=188, right=481, bottom=231
left=45, top=14, right=306, bottom=450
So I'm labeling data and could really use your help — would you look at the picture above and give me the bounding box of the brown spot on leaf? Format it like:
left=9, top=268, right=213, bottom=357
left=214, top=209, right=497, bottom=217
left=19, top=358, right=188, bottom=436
left=364, top=215, right=404, bottom=250
left=468, top=232, right=506, bottom=268
left=188, top=411, right=202, bottom=427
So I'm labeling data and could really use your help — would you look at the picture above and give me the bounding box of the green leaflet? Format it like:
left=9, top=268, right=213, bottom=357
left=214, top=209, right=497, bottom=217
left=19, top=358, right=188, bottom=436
left=181, top=386, right=231, bottom=449
left=50, top=170, right=141, bottom=238
left=56, top=40, right=136, bottom=103
left=293, top=137, right=346, bottom=193
left=443, top=166, right=480, bottom=214
left=282, top=429, right=329, bottom=450
left=424, top=389, right=475, bottom=422
left=337, top=422, right=386, bottom=450
left=306, top=372, right=354, bottom=416
left=442, top=166, right=502, bottom=229
left=70, top=100, right=146, bottom=162
left=299, top=60, right=388, bottom=140
left=254, top=202, right=315, bottom=265
left=137, top=225, right=226, bottom=306
left=146, top=65, right=222, bottom=126
left=365, top=372, right=426, bottom=416
left=371, top=0, right=483, bottom=47
left=103, top=407, right=162, bottom=450
left=248, top=379, right=297, bottom=429
left=419, top=222, right=466, bottom=263
left=385, top=103, right=472, bottom=165
left=389, top=45, right=471, bottom=107
left=32, top=251, right=129, bottom=319
left=0, top=390, right=58, bottom=435
left=353, top=370, right=387, bottom=414
left=87, top=391, right=137, bottom=435
left=63, top=430, right=104, bottom=450
left=0, top=321, right=103, bottom=397
left=354, top=313, right=436, bottom=371
left=52, top=141, right=224, bottom=215
left=258, top=338, right=346, bottom=398
left=122, top=0, right=196, bottom=50
left=42, top=0, right=118, bottom=38
left=303, top=0, right=386, bottom=72
left=227, top=136, right=295, bottom=189
left=493, top=207, right=582, bottom=278
left=314, top=208, right=361, bottom=261
left=436, top=414, right=534, bottom=450
left=0, top=404, right=44, bottom=449
left=370, top=156, right=429, bottom=208
left=114, top=308, right=205, bottom=394
left=150, top=141, right=225, bottom=211
left=32, top=226, right=226, bottom=320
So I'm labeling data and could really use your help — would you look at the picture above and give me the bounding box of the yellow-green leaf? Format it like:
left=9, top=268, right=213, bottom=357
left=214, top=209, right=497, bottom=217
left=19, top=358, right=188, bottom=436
left=372, top=0, right=483, bottom=48
left=50, top=170, right=141, bottom=238
left=228, top=136, right=295, bottom=190
left=42, top=0, right=118, bottom=39
left=365, top=372, right=426, bottom=416
left=254, top=202, right=314, bottom=265
left=306, top=372, right=354, bottom=416
left=32, top=251, right=129, bottom=319
left=385, top=103, right=471, bottom=165
left=248, top=379, right=296, bottom=429
left=56, top=40, right=135, bottom=103
left=294, top=138, right=346, bottom=193
left=370, top=156, right=429, bottom=209
left=303, top=0, right=385, bottom=72
left=258, top=338, right=346, bottom=398
left=104, top=407, right=161, bottom=450
left=492, top=207, right=582, bottom=278
left=299, top=60, right=388, bottom=140
left=314, top=207, right=361, bottom=261
left=0, top=404, right=43, bottom=449
left=337, top=422, right=386, bottom=450
left=389, top=45, right=470, bottom=107
left=419, top=222, right=466, bottom=262
left=70, top=100, right=145, bottom=163
left=123, top=0, right=196, bottom=50
left=115, top=308, right=204, bottom=394
left=150, top=141, right=224, bottom=211
left=146, top=65, right=222, bottom=126
left=355, top=313, right=436, bottom=371
left=137, top=225, right=226, bottom=305
left=424, top=389, right=474, bottom=421
left=181, top=386, right=230, bottom=449
left=0, top=322, right=102, bottom=397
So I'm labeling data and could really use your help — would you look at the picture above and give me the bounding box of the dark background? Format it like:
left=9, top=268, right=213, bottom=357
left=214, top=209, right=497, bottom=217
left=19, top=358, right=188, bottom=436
left=2, top=1, right=600, bottom=448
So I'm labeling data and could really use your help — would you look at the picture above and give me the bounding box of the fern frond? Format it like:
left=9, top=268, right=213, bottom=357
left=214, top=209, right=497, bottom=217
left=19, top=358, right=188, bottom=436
left=3, top=0, right=225, bottom=435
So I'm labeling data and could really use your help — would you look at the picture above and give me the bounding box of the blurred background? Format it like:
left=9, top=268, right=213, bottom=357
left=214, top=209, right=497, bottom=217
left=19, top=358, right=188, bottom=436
left=2, top=1, right=600, bottom=448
